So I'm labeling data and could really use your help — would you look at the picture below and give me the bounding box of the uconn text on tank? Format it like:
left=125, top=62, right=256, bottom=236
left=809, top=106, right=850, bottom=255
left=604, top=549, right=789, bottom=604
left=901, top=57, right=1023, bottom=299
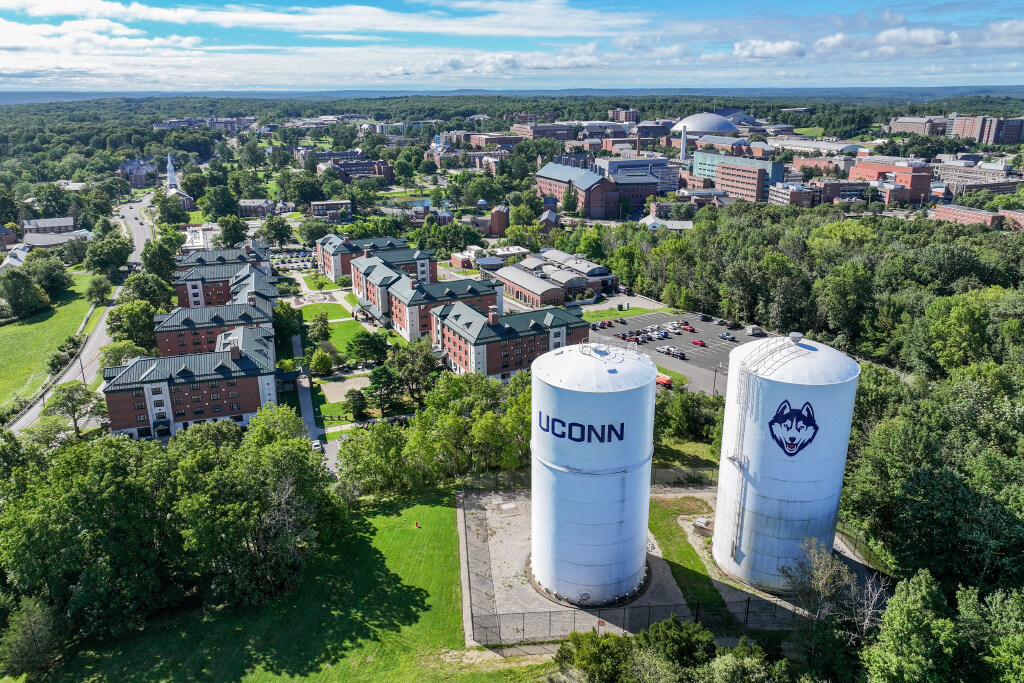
left=537, top=411, right=625, bottom=443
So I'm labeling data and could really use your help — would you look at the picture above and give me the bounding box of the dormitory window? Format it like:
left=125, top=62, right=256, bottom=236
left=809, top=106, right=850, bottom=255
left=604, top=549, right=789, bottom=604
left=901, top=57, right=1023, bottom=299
left=171, top=385, right=181, bottom=393
left=515, top=348, right=522, bottom=355
left=228, top=391, right=238, bottom=399
left=131, top=389, right=143, bottom=398
left=211, top=393, right=220, bottom=400
left=227, top=379, right=237, bottom=386
left=136, top=414, right=147, bottom=423
left=193, top=407, right=204, bottom=415
left=501, top=340, right=509, bottom=347
left=502, top=361, right=509, bottom=368
left=174, top=410, right=185, bottom=417
left=192, top=396, right=202, bottom=403
left=134, top=402, right=144, bottom=410
left=153, top=400, right=164, bottom=408
left=151, top=388, right=162, bottom=395
left=208, top=381, right=219, bottom=388
left=178, top=341, right=186, bottom=347
left=190, top=383, right=200, bottom=390
left=172, top=397, right=183, bottom=405
left=230, top=403, right=240, bottom=411
left=176, top=331, right=185, bottom=337
left=213, top=405, right=222, bottom=413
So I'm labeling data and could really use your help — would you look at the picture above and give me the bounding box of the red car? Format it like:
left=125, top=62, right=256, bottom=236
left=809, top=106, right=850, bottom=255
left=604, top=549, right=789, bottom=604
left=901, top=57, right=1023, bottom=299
left=681, top=325, right=695, bottom=332
left=691, top=339, right=706, bottom=347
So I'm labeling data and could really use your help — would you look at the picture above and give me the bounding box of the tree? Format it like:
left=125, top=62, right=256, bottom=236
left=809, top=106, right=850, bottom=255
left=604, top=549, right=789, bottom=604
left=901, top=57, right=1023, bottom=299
left=297, top=218, right=334, bottom=245
left=510, top=205, right=534, bottom=226
left=561, top=186, right=578, bottom=213
left=0, top=269, right=49, bottom=318
left=255, top=215, right=292, bottom=247
left=121, top=272, right=173, bottom=311
left=140, top=238, right=177, bottom=282
left=179, top=172, right=207, bottom=201
left=199, top=185, right=239, bottom=220
left=307, top=311, right=331, bottom=345
left=99, top=340, right=149, bottom=369
left=42, top=381, right=104, bottom=438
left=308, top=348, right=334, bottom=376
left=346, top=329, right=390, bottom=363
left=272, top=301, right=302, bottom=346
left=385, top=337, right=440, bottom=401
left=22, top=254, right=72, bottom=299
left=863, top=570, right=961, bottom=683
left=632, top=616, right=716, bottom=670
left=20, top=414, right=74, bottom=451
left=660, top=282, right=681, bottom=308
left=215, top=214, right=249, bottom=248
left=0, top=598, right=61, bottom=676
left=153, top=189, right=189, bottom=225
left=60, top=236, right=88, bottom=265
left=367, top=365, right=401, bottom=411
left=107, top=299, right=157, bottom=349
left=347, top=388, right=368, bottom=420
left=86, top=274, right=112, bottom=304
left=84, top=234, right=133, bottom=278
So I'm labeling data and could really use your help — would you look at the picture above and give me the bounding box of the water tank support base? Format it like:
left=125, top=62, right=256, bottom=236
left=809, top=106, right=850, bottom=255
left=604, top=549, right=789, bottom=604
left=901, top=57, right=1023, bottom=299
left=526, top=555, right=652, bottom=609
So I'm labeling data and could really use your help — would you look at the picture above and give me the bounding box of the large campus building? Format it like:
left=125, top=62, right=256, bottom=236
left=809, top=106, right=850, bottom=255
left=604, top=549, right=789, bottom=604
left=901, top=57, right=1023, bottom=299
left=535, top=162, right=659, bottom=219
left=431, top=303, right=589, bottom=380
left=315, top=234, right=412, bottom=281
left=351, top=254, right=502, bottom=341
left=153, top=301, right=273, bottom=356
left=103, top=326, right=277, bottom=439
left=690, top=151, right=785, bottom=202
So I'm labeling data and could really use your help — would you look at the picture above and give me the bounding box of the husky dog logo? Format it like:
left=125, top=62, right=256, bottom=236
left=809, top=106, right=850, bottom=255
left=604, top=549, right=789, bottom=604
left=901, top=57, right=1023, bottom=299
left=768, top=400, right=818, bottom=456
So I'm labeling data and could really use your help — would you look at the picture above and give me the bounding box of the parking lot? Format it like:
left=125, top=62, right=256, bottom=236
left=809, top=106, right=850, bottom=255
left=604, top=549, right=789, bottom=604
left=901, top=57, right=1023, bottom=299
left=586, top=310, right=776, bottom=395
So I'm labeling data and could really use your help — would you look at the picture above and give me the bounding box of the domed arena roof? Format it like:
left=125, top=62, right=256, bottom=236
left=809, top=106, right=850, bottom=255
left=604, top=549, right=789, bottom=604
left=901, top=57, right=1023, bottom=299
left=671, top=112, right=740, bottom=134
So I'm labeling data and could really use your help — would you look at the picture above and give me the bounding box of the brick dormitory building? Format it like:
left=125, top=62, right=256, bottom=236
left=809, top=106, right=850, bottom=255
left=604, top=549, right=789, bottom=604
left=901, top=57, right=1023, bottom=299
left=352, top=252, right=502, bottom=342
left=104, top=242, right=282, bottom=439
left=315, top=234, right=414, bottom=281
left=431, top=303, right=589, bottom=380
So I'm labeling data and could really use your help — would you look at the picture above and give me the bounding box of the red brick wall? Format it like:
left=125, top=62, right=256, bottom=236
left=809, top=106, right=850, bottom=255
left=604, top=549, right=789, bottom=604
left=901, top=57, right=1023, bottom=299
left=106, top=389, right=150, bottom=431
left=156, top=326, right=229, bottom=355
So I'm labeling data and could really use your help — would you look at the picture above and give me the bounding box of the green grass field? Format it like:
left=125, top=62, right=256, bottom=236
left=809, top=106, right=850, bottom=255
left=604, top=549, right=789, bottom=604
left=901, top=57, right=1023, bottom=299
left=303, top=273, right=339, bottom=291
left=451, top=268, right=480, bottom=276
left=648, top=496, right=723, bottom=614
left=344, top=292, right=359, bottom=308
left=325, top=320, right=364, bottom=354
left=299, top=303, right=350, bottom=321
left=652, top=439, right=717, bottom=469
left=0, top=273, right=94, bottom=411
left=793, top=127, right=824, bottom=137
left=83, top=300, right=108, bottom=335
left=42, top=491, right=554, bottom=682
left=582, top=306, right=671, bottom=322
left=187, top=210, right=205, bottom=223
left=656, top=365, right=689, bottom=387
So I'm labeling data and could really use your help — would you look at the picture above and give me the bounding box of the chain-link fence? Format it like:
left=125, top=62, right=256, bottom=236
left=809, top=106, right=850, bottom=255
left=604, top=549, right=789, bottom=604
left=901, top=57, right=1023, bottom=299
left=470, top=597, right=801, bottom=646
left=456, top=466, right=719, bottom=491
left=835, top=518, right=894, bottom=576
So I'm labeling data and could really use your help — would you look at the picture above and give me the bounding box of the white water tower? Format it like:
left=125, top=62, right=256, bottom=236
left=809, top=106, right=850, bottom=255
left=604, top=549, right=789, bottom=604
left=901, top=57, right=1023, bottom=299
left=712, top=333, right=860, bottom=592
left=531, top=343, right=657, bottom=605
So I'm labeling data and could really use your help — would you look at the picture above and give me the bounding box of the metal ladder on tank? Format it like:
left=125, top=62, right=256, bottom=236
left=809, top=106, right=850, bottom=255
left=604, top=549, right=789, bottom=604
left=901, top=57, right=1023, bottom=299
left=725, top=338, right=812, bottom=560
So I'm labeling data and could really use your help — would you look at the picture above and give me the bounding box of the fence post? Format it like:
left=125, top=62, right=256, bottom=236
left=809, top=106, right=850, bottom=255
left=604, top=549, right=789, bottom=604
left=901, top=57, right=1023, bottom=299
left=549, top=610, right=552, bottom=639
left=744, top=597, right=751, bottom=625
left=694, top=599, right=700, bottom=623
left=522, top=612, right=526, bottom=643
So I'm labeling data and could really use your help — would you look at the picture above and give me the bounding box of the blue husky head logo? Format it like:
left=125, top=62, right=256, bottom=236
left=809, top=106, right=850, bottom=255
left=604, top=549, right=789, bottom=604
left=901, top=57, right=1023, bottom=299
left=769, top=400, right=818, bottom=457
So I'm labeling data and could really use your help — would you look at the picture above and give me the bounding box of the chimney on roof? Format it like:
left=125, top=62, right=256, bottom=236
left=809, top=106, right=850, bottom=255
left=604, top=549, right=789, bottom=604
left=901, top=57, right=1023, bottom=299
left=246, top=293, right=256, bottom=306
left=244, top=242, right=253, bottom=255
left=343, top=235, right=351, bottom=245
left=363, top=248, right=372, bottom=258
left=410, top=278, right=418, bottom=290
left=229, top=338, right=241, bottom=360
left=488, top=306, right=499, bottom=325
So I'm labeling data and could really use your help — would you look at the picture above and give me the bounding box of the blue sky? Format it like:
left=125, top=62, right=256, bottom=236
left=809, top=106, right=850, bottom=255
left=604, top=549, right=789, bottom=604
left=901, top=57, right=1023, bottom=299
left=0, top=0, right=1020, bottom=91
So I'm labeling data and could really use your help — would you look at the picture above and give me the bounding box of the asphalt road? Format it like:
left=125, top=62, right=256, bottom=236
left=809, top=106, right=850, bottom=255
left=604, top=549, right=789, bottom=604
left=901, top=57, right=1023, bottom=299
left=8, top=195, right=154, bottom=434
left=586, top=309, right=776, bottom=396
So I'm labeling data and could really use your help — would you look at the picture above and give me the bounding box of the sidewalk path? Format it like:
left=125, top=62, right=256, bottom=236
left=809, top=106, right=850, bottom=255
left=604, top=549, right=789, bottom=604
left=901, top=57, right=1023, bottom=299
left=291, top=334, right=319, bottom=439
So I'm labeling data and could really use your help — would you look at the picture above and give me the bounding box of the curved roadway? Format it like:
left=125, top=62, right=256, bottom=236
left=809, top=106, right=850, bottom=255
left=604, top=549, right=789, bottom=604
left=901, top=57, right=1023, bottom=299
left=8, top=194, right=154, bottom=434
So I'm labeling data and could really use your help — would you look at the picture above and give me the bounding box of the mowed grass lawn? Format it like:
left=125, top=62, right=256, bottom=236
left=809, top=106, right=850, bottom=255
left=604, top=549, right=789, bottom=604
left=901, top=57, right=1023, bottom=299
left=793, top=126, right=824, bottom=137
left=648, top=496, right=723, bottom=614
left=326, top=320, right=364, bottom=353
left=45, top=491, right=554, bottom=682
left=582, top=306, right=672, bottom=322
left=303, top=273, right=339, bottom=291
left=653, top=438, right=717, bottom=469
left=299, top=303, right=351, bottom=321
left=0, top=273, right=93, bottom=411
left=656, top=365, right=689, bottom=387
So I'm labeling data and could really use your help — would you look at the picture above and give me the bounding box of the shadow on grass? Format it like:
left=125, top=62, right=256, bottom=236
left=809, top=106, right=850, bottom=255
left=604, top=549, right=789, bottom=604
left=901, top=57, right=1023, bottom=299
left=45, top=493, right=448, bottom=682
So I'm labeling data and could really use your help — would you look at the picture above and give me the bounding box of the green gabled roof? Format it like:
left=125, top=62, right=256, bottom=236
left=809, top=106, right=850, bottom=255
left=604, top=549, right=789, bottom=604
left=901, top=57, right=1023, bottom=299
left=175, top=241, right=269, bottom=267
left=389, top=274, right=498, bottom=306
left=432, top=302, right=586, bottom=345
left=102, top=327, right=275, bottom=392
left=153, top=302, right=271, bottom=332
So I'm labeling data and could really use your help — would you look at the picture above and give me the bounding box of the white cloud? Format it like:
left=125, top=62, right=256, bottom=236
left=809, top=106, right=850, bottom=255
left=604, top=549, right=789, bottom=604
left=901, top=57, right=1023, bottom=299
left=733, top=39, right=805, bottom=59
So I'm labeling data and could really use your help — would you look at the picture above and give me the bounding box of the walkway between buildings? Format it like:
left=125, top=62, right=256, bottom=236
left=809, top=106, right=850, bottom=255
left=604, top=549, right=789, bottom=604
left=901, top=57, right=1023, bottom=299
left=291, top=333, right=318, bottom=439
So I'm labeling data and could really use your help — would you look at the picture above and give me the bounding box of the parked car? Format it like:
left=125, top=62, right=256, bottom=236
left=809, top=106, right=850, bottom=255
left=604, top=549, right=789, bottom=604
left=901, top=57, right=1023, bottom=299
left=727, top=322, right=743, bottom=330
left=747, top=325, right=766, bottom=336
left=602, top=320, right=613, bottom=327
left=311, top=440, right=325, bottom=453
left=672, top=350, right=688, bottom=359
left=691, top=339, right=707, bottom=347
left=657, top=346, right=672, bottom=354
left=716, top=319, right=728, bottom=326
left=615, top=318, right=627, bottom=324
left=681, top=325, right=695, bottom=332
left=699, top=314, right=712, bottom=322
left=719, top=332, right=736, bottom=341
left=590, top=323, right=599, bottom=330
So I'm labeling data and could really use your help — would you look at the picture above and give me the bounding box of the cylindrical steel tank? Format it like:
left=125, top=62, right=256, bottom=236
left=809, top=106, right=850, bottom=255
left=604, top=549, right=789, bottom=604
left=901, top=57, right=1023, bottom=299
left=712, top=332, right=860, bottom=591
left=530, top=343, right=657, bottom=605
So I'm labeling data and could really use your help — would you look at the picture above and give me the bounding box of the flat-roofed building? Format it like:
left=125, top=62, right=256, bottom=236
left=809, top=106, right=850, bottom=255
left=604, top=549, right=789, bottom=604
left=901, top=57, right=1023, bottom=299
left=467, top=133, right=522, bottom=148
left=768, top=182, right=816, bottom=207
left=510, top=123, right=575, bottom=140
left=493, top=266, right=565, bottom=308
left=432, top=303, right=589, bottom=380
left=21, top=217, right=74, bottom=234
left=310, top=200, right=352, bottom=222
left=949, top=116, right=1024, bottom=145
left=932, top=204, right=1004, bottom=227
left=889, top=116, right=948, bottom=136
left=238, top=199, right=274, bottom=218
